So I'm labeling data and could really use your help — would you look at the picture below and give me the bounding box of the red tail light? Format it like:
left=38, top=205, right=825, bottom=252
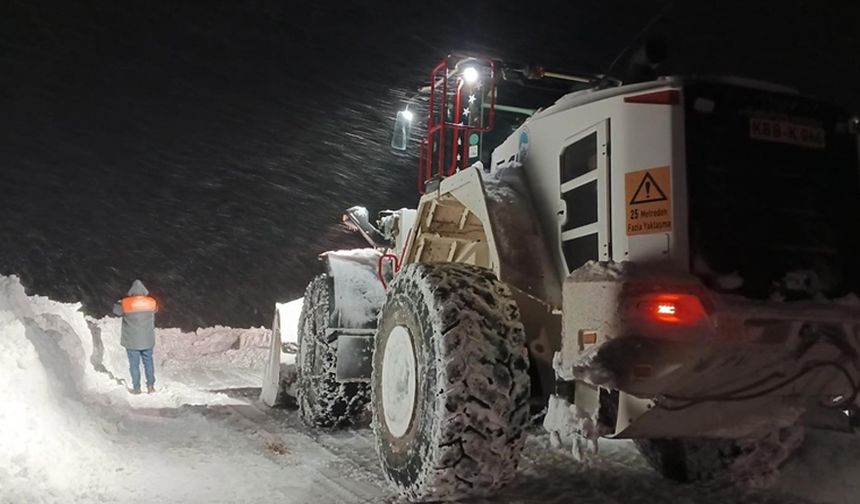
left=636, top=293, right=707, bottom=325
left=624, top=90, right=680, bottom=105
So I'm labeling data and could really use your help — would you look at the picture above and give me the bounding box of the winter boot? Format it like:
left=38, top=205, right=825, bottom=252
left=147, top=385, right=156, bottom=394
left=131, top=388, right=141, bottom=395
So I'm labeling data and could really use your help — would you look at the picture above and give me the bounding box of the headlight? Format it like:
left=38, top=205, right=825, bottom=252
left=462, top=66, right=479, bottom=85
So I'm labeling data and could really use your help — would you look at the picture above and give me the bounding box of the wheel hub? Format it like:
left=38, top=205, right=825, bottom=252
left=381, top=325, right=417, bottom=438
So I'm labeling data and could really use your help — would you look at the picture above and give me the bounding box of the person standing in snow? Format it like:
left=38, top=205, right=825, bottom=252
left=113, top=280, right=158, bottom=394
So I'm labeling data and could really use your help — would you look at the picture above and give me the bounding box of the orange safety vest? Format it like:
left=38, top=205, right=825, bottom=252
left=121, top=295, right=157, bottom=314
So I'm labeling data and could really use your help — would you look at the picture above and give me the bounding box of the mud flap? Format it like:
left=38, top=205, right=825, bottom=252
left=321, top=250, right=384, bottom=384
left=335, top=330, right=375, bottom=382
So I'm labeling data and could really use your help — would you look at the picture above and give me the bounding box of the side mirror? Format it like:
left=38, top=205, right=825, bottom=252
left=391, top=109, right=414, bottom=151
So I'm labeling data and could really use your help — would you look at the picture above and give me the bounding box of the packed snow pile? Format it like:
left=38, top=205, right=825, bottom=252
left=0, top=274, right=395, bottom=504
left=85, top=312, right=275, bottom=401
left=157, top=325, right=271, bottom=358
left=0, top=275, right=123, bottom=502
left=92, top=320, right=273, bottom=372
left=0, top=274, right=289, bottom=502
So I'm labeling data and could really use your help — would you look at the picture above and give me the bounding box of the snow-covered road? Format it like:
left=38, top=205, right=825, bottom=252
left=2, top=274, right=859, bottom=504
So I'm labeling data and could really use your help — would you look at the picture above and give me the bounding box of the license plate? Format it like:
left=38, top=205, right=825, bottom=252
left=749, top=117, right=826, bottom=149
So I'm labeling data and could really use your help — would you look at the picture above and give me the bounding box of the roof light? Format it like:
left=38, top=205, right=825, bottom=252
left=636, top=293, right=707, bottom=325
left=391, top=108, right=414, bottom=151
left=462, top=66, right=479, bottom=85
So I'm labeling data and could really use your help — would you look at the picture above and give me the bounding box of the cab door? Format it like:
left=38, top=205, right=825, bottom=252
left=558, top=120, right=611, bottom=272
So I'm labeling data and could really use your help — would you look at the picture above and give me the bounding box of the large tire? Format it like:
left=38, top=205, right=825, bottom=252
left=635, top=426, right=804, bottom=485
left=296, top=274, right=369, bottom=428
left=371, top=263, right=531, bottom=501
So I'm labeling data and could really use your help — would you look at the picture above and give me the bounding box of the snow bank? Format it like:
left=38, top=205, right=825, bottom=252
left=7, top=274, right=860, bottom=504
left=155, top=325, right=270, bottom=369
left=87, top=316, right=272, bottom=389
left=0, top=275, right=390, bottom=503
left=0, top=275, right=269, bottom=501
left=0, top=275, right=122, bottom=501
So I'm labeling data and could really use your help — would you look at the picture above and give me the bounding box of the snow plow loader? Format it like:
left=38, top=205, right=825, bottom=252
left=273, top=52, right=860, bottom=500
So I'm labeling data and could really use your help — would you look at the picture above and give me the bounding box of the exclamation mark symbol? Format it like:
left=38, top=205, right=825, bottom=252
left=645, top=180, right=651, bottom=198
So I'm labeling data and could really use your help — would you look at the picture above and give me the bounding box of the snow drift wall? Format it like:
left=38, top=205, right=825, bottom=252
left=0, top=275, right=122, bottom=502
left=88, top=317, right=272, bottom=379
left=0, top=275, right=274, bottom=501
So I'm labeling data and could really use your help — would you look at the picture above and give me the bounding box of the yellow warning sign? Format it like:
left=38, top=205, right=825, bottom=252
left=625, top=166, right=671, bottom=236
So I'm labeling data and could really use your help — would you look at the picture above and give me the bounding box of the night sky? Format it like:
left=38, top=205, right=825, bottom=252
left=3, top=1, right=859, bottom=329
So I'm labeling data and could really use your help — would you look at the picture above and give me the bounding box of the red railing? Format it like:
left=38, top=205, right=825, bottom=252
left=375, top=229, right=413, bottom=289
left=418, top=56, right=497, bottom=193
left=376, top=253, right=400, bottom=289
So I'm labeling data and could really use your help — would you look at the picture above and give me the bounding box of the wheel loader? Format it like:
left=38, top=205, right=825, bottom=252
left=264, top=52, right=860, bottom=501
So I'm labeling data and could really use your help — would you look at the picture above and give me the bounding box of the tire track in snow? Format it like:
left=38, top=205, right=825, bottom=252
left=213, top=397, right=391, bottom=503
left=210, top=398, right=815, bottom=504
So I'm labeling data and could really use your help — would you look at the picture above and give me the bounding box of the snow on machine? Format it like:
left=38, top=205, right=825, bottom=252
left=268, top=52, right=860, bottom=500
